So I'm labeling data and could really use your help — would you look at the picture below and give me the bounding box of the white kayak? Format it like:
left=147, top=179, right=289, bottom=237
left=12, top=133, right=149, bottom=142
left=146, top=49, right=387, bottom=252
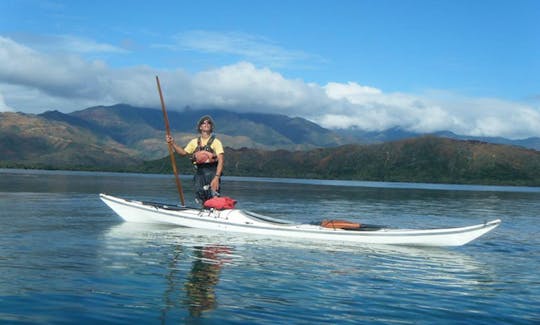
left=100, top=193, right=501, bottom=247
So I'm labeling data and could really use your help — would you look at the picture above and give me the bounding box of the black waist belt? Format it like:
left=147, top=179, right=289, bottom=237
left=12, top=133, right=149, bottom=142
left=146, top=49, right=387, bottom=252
left=195, top=162, right=218, bottom=169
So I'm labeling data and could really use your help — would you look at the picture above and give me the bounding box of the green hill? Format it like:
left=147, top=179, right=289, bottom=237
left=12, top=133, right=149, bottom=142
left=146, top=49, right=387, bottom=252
left=0, top=112, right=141, bottom=170
left=140, top=136, right=540, bottom=186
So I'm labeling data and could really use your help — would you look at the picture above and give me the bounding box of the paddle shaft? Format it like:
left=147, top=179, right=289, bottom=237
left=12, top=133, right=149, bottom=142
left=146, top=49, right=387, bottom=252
left=156, top=75, right=185, bottom=206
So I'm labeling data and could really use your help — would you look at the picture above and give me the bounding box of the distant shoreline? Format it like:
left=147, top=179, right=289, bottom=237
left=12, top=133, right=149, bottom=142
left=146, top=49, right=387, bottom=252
left=2, top=167, right=539, bottom=193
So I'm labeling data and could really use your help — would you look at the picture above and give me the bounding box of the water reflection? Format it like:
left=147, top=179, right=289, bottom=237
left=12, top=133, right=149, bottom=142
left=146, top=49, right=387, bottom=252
left=102, top=222, right=492, bottom=291
left=184, top=245, right=232, bottom=316
left=161, top=244, right=184, bottom=322
left=3, top=169, right=538, bottom=324
left=101, top=222, right=500, bottom=323
left=102, top=223, right=236, bottom=318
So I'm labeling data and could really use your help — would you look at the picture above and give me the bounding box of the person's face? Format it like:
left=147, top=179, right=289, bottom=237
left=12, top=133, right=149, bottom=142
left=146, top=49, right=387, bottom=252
left=200, top=120, right=212, bottom=132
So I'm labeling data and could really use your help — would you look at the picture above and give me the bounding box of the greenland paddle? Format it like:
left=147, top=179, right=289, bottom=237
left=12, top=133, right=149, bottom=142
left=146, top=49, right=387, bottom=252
left=156, top=75, right=185, bottom=206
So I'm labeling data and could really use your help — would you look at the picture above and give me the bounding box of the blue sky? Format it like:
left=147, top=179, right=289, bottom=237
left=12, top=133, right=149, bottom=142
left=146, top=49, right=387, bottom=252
left=1, top=0, right=539, bottom=139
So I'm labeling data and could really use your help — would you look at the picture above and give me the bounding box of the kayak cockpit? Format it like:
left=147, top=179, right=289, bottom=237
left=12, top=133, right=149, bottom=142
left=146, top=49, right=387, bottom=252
left=242, top=210, right=297, bottom=225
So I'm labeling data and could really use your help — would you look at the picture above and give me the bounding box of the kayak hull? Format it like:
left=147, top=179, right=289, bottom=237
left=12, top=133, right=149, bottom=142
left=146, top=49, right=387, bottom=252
left=99, top=193, right=501, bottom=247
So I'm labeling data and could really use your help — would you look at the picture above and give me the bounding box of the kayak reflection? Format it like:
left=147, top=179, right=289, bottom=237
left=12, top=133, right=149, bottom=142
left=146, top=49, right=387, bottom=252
left=184, top=245, right=232, bottom=317
left=101, top=222, right=496, bottom=320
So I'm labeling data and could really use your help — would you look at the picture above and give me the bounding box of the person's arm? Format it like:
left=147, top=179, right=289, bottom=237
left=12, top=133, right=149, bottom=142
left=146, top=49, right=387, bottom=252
left=166, top=135, right=188, bottom=156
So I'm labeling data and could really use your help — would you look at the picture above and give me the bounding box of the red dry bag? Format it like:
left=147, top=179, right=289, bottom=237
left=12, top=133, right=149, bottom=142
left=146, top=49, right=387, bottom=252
left=203, top=196, right=237, bottom=210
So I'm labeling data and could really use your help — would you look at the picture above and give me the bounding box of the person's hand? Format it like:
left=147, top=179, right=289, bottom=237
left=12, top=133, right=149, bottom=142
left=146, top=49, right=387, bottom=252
left=210, top=176, right=220, bottom=193
left=166, top=135, right=174, bottom=144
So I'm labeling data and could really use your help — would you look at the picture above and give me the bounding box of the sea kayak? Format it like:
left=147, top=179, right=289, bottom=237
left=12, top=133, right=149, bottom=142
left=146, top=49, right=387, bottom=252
left=100, top=193, right=501, bottom=247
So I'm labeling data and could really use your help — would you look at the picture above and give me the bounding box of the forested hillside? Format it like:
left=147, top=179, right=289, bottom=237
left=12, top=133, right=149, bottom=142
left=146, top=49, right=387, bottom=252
left=139, top=136, right=540, bottom=186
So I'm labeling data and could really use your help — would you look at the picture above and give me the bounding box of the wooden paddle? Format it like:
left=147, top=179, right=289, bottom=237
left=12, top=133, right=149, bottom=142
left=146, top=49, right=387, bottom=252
left=156, top=75, right=185, bottom=206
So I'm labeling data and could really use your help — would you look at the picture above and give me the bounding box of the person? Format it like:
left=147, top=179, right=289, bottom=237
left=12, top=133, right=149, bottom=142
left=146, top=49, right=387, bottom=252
left=166, top=115, right=224, bottom=204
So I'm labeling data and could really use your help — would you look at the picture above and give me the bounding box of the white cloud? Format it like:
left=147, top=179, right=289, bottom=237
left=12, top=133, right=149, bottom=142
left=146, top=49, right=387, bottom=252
left=430, top=94, right=540, bottom=139
left=0, top=91, right=14, bottom=112
left=0, top=36, right=111, bottom=100
left=167, top=30, right=324, bottom=69
left=319, top=82, right=540, bottom=139
left=53, top=35, right=129, bottom=54
left=1, top=36, right=539, bottom=139
left=11, top=34, right=129, bottom=54
left=188, top=62, right=327, bottom=114
left=326, top=81, right=382, bottom=100
left=320, top=82, right=457, bottom=131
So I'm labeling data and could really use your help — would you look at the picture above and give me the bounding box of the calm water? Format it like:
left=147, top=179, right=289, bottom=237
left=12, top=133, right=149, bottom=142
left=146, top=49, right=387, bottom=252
left=1, top=169, right=539, bottom=324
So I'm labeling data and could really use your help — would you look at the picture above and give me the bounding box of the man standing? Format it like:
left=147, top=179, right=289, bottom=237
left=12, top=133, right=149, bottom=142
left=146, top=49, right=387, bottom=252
left=166, top=115, right=224, bottom=204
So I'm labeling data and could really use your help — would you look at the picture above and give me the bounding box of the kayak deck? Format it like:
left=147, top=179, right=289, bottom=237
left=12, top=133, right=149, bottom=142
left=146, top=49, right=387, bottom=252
left=99, top=193, right=501, bottom=247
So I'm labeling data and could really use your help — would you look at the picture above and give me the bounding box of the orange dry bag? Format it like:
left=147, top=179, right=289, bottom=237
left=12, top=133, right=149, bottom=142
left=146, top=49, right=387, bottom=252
left=321, top=219, right=361, bottom=230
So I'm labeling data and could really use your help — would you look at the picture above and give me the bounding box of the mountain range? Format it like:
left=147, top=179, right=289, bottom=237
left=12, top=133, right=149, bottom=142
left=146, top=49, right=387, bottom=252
left=43, top=104, right=540, bottom=152
left=41, top=104, right=347, bottom=157
left=1, top=103, right=350, bottom=169
left=1, top=104, right=540, bottom=185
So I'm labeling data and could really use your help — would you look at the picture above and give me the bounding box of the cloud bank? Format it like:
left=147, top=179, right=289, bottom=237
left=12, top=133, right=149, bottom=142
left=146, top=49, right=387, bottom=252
left=1, top=35, right=539, bottom=139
